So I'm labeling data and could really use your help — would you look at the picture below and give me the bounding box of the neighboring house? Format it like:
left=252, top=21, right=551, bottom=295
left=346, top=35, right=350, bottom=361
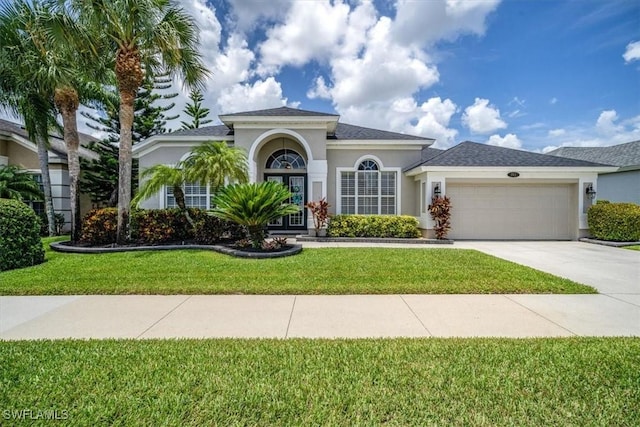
left=0, top=118, right=98, bottom=229
left=548, top=140, right=640, bottom=205
left=133, top=107, right=615, bottom=240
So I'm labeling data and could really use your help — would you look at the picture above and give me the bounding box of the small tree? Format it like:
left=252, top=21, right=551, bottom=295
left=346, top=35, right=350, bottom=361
left=180, top=89, right=212, bottom=129
left=212, top=182, right=299, bottom=249
left=428, top=196, right=452, bottom=239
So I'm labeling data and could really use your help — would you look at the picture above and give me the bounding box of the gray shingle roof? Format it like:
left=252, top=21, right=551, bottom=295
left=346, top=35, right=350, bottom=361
left=0, top=118, right=98, bottom=160
left=221, top=106, right=339, bottom=117
left=160, top=124, right=233, bottom=138
left=409, top=141, right=610, bottom=168
left=333, top=123, right=433, bottom=141
left=161, top=120, right=432, bottom=141
left=547, top=140, right=640, bottom=167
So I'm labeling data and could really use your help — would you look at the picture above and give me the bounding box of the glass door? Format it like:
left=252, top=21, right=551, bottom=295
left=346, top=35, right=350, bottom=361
left=265, top=174, right=306, bottom=230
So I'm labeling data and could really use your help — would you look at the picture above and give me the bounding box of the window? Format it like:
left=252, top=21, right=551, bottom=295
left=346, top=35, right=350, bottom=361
left=26, top=173, right=45, bottom=215
left=266, top=149, right=306, bottom=169
left=340, top=160, right=397, bottom=215
left=166, top=182, right=209, bottom=209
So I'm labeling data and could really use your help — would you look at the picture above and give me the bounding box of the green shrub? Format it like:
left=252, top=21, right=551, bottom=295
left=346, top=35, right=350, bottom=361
left=328, top=215, right=421, bottom=238
left=80, top=208, right=118, bottom=245
left=0, top=198, right=45, bottom=271
left=38, top=211, right=66, bottom=236
left=194, top=214, right=246, bottom=245
left=80, top=207, right=247, bottom=246
left=588, top=201, right=640, bottom=242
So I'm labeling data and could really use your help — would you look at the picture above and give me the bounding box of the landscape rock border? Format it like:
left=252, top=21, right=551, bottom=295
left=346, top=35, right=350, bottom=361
left=295, top=236, right=453, bottom=244
left=50, top=241, right=303, bottom=259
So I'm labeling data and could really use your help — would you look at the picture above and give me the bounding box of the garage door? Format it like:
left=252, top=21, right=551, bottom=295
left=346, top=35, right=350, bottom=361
left=447, top=184, right=573, bottom=240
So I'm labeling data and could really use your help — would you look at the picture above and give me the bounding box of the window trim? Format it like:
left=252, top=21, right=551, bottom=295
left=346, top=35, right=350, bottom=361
left=336, top=155, right=401, bottom=215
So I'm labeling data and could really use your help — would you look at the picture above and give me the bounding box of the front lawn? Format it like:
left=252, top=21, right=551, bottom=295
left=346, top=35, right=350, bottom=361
left=1, top=338, right=638, bottom=425
left=0, top=237, right=594, bottom=295
left=624, top=245, right=640, bottom=251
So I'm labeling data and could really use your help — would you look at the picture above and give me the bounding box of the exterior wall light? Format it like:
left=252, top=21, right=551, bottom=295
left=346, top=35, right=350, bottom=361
left=433, top=183, right=441, bottom=197
left=585, top=184, right=596, bottom=200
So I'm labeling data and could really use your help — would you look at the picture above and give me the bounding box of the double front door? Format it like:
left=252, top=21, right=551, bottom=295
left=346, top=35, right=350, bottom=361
left=265, top=174, right=306, bottom=230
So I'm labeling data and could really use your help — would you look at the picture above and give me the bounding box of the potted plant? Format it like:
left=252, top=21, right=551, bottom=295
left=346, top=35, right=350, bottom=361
left=305, top=198, right=330, bottom=237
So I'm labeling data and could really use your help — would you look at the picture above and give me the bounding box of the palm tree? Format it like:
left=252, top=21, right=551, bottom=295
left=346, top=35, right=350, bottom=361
left=182, top=141, right=249, bottom=192
left=0, top=3, right=58, bottom=235
left=212, top=182, right=299, bottom=249
left=0, top=0, right=109, bottom=242
left=69, top=0, right=209, bottom=244
left=0, top=165, right=44, bottom=201
left=133, top=141, right=248, bottom=228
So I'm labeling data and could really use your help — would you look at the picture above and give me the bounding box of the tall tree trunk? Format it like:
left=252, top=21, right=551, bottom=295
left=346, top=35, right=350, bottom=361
left=115, top=48, right=144, bottom=245
left=116, top=89, right=134, bottom=245
left=55, top=87, right=81, bottom=243
left=35, top=135, right=55, bottom=236
left=173, top=185, right=195, bottom=229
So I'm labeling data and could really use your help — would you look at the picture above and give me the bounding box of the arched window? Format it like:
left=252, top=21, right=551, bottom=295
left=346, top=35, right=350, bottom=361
left=340, top=159, right=397, bottom=215
left=266, top=149, right=306, bottom=169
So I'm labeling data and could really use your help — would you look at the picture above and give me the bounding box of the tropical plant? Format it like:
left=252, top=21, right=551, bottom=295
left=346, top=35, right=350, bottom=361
left=180, top=89, right=212, bottom=129
left=0, top=165, right=44, bottom=201
left=212, top=182, right=299, bottom=248
left=68, top=0, right=209, bottom=244
left=305, top=198, right=330, bottom=232
left=132, top=164, right=193, bottom=226
left=133, top=141, right=248, bottom=228
left=182, top=141, right=249, bottom=192
left=428, top=196, right=452, bottom=239
left=0, top=1, right=58, bottom=236
left=0, top=0, right=109, bottom=242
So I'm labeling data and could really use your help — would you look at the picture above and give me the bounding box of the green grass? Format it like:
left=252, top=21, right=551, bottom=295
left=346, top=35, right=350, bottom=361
left=1, top=338, right=638, bottom=425
left=0, top=236, right=594, bottom=295
left=624, top=245, right=640, bottom=251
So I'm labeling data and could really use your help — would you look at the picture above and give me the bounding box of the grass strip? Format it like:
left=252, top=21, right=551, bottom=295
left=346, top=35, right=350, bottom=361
left=0, top=237, right=594, bottom=295
left=1, top=338, right=638, bottom=425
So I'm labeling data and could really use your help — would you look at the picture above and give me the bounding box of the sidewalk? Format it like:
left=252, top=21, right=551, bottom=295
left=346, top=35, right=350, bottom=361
left=2, top=293, right=639, bottom=340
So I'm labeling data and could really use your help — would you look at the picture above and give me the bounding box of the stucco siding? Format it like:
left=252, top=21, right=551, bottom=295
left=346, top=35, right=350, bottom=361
left=7, top=142, right=39, bottom=169
left=598, top=171, right=640, bottom=204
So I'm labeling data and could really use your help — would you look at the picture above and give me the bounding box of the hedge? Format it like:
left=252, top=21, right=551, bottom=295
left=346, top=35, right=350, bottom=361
left=80, top=208, right=246, bottom=246
left=328, top=215, right=421, bottom=238
left=587, top=201, right=640, bottom=242
left=0, top=198, right=45, bottom=271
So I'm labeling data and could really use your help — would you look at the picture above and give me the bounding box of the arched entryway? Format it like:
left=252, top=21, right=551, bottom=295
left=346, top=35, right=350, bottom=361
left=260, top=138, right=308, bottom=231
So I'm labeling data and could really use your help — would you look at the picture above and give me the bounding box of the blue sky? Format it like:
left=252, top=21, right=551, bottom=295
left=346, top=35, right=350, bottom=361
left=165, top=0, right=637, bottom=153
left=4, top=0, right=635, bottom=153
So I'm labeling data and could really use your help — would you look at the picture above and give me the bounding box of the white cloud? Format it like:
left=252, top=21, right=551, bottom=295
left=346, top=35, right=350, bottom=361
left=550, top=97, right=558, bottom=105
left=623, top=40, right=640, bottom=63
left=307, top=76, right=332, bottom=100
left=595, top=110, right=623, bottom=135
left=548, top=129, right=566, bottom=137
left=540, top=110, right=640, bottom=152
left=462, top=98, right=507, bottom=134
left=217, top=77, right=289, bottom=113
left=487, top=133, right=522, bottom=149
left=257, top=0, right=351, bottom=74
left=227, top=0, right=293, bottom=32
left=392, top=0, right=501, bottom=46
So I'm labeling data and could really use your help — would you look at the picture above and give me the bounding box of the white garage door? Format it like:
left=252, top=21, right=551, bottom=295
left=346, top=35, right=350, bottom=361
left=447, top=184, right=573, bottom=240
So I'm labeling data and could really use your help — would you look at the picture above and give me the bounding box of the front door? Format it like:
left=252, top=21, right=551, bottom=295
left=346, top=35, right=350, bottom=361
left=265, top=174, right=307, bottom=230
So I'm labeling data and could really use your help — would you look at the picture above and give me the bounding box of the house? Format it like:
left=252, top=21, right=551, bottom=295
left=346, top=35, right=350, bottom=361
left=0, top=118, right=97, bottom=228
left=548, top=140, right=640, bottom=205
left=132, top=107, right=615, bottom=240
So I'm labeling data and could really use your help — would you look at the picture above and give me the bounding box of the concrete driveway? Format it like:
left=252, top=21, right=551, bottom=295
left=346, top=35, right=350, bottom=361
left=454, top=241, right=639, bottom=296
